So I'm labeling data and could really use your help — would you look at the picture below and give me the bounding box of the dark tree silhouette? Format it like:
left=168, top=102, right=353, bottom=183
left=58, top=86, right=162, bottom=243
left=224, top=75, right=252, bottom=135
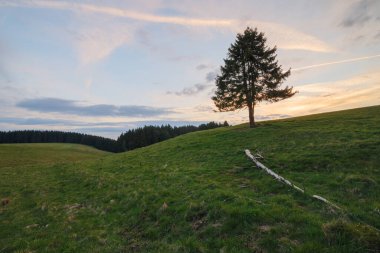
left=212, top=27, right=296, bottom=127
left=117, top=121, right=228, bottom=151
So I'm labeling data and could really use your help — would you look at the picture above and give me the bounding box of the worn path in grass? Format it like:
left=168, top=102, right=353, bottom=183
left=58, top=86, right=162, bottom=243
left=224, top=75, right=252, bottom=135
left=1, top=106, right=379, bottom=252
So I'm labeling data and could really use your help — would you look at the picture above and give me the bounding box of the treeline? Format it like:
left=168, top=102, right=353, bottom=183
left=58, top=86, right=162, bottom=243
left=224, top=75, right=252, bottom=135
left=0, top=121, right=228, bottom=153
left=117, top=121, right=229, bottom=151
left=0, top=130, right=122, bottom=152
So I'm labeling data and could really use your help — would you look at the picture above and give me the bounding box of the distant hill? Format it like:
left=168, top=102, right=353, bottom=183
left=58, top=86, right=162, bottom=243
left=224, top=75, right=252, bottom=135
left=0, top=121, right=228, bottom=153
left=0, top=143, right=109, bottom=168
left=1, top=105, right=379, bottom=252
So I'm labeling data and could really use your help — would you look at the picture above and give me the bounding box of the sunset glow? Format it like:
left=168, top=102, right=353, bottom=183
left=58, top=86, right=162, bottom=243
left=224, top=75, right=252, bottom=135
left=1, top=0, right=379, bottom=138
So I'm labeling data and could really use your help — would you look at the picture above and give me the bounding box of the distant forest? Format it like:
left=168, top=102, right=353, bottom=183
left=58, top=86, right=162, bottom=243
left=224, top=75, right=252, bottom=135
left=0, top=130, right=122, bottom=152
left=0, top=121, right=228, bottom=153
left=117, top=121, right=228, bottom=151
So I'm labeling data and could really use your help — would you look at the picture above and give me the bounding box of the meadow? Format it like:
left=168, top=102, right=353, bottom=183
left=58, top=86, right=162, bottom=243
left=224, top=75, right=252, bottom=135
left=1, top=106, right=379, bottom=252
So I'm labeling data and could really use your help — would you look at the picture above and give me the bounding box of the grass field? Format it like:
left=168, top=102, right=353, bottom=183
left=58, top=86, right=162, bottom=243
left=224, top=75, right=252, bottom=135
left=1, top=106, right=379, bottom=252
left=0, top=143, right=110, bottom=168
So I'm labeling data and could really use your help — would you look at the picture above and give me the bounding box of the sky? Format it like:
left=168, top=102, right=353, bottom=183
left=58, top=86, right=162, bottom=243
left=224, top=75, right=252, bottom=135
left=0, top=0, right=379, bottom=138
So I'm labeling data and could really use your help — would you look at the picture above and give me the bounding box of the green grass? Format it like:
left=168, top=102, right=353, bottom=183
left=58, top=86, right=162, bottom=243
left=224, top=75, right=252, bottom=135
left=0, top=143, right=110, bottom=168
left=1, top=106, right=379, bottom=252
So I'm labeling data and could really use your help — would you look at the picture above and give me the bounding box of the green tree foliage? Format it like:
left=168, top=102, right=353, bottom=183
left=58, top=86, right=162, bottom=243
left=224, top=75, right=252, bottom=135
left=117, top=121, right=228, bottom=151
left=212, top=27, right=296, bottom=127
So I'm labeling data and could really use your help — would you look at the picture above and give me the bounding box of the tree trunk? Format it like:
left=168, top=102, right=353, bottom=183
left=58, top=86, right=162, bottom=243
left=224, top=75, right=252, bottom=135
left=248, top=102, right=255, bottom=127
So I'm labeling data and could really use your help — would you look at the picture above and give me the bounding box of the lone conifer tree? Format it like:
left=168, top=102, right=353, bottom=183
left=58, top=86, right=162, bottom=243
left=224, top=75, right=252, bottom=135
left=212, top=27, right=296, bottom=127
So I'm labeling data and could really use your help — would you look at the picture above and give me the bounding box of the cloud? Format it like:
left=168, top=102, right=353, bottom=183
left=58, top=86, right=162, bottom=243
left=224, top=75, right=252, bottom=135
left=255, top=114, right=291, bottom=120
left=263, top=69, right=380, bottom=116
left=341, top=13, right=370, bottom=28
left=0, top=117, right=210, bottom=138
left=154, top=7, right=188, bottom=17
left=337, top=0, right=380, bottom=45
left=67, top=22, right=132, bottom=64
left=340, top=0, right=378, bottom=27
left=374, top=31, right=380, bottom=40
left=16, top=98, right=172, bottom=117
left=252, top=22, right=333, bottom=52
left=194, top=105, right=214, bottom=112
left=196, top=64, right=212, bottom=70
left=205, top=71, right=218, bottom=82
left=167, top=84, right=212, bottom=96
left=0, top=117, right=76, bottom=126
left=292, top=54, right=380, bottom=72
left=1, top=0, right=334, bottom=53
left=135, top=28, right=157, bottom=51
left=0, top=117, right=207, bottom=128
left=206, top=69, right=380, bottom=126
left=1, top=0, right=232, bottom=27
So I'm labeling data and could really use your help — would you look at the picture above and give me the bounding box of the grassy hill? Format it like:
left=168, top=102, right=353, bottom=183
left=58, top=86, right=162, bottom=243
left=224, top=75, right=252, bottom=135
left=1, top=106, right=379, bottom=252
left=0, top=143, right=110, bottom=168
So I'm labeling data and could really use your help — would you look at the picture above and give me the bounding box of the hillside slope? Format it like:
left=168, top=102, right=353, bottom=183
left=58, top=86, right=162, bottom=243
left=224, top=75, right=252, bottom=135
left=0, top=143, right=110, bottom=168
left=1, top=106, right=379, bottom=252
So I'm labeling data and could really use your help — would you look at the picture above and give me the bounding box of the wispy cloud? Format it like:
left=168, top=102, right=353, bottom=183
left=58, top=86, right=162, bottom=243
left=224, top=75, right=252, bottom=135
left=194, top=105, right=214, bottom=112
left=1, top=0, right=334, bottom=53
left=263, top=69, right=380, bottom=116
left=338, top=0, right=380, bottom=45
left=340, top=0, right=378, bottom=27
left=255, top=114, right=291, bottom=120
left=1, top=0, right=232, bottom=26
left=0, top=117, right=76, bottom=126
left=17, top=98, right=173, bottom=117
left=252, top=22, right=333, bottom=52
left=67, top=22, right=132, bottom=64
left=293, top=54, right=380, bottom=72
